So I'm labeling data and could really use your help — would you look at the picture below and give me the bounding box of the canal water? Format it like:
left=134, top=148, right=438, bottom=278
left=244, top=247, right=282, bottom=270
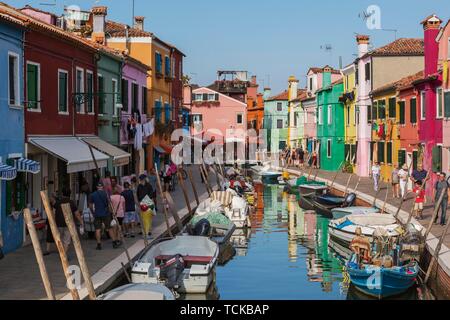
left=189, top=184, right=431, bottom=300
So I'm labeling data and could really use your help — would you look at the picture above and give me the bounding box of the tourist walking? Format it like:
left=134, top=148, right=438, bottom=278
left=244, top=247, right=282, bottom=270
left=111, top=176, right=123, bottom=194
left=102, top=171, right=113, bottom=196
left=89, top=182, right=120, bottom=250
left=78, top=181, right=95, bottom=239
left=311, top=151, right=318, bottom=169
left=110, top=187, right=126, bottom=240
left=434, top=172, right=450, bottom=226
left=148, top=168, right=158, bottom=211
left=122, top=182, right=138, bottom=237
left=413, top=181, right=426, bottom=220
left=371, top=162, right=381, bottom=192
left=137, top=174, right=155, bottom=238
left=298, top=146, right=305, bottom=168
left=398, top=164, right=409, bottom=198
left=411, top=163, right=428, bottom=184
left=391, top=164, right=400, bottom=198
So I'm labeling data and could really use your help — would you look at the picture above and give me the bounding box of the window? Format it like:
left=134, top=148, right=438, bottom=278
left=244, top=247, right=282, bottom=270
left=327, top=105, right=332, bottom=124
left=345, top=144, right=350, bottom=161
left=8, top=53, right=20, bottom=106
left=98, top=75, right=105, bottom=114
left=372, top=102, right=378, bottom=120
left=193, top=93, right=203, bottom=101
left=309, top=77, right=313, bottom=91
left=155, top=100, right=162, bottom=122
left=155, top=52, right=162, bottom=74
left=365, top=62, right=371, bottom=81
left=386, top=141, right=393, bottom=164
left=237, top=113, right=243, bottom=124
left=445, top=91, right=450, bottom=118
left=420, top=91, right=426, bottom=120
left=121, top=79, right=129, bottom=112
left=398, top=149, right=406, bottom=168
left=58, top=70, right=68, bottom=113
left=277, top=119, right=283, bottom=129
left=437, top=87, right=443, bottom=119
left=142, top=87, right=148, bottom=111
left=377, top=141, right=385, bottom=163
left=164, top=56, right=171, bottom=77
left=318, top=106, right=323, bottom=125
left=346, top=106, right=351, bottom=125
left=112, top=79, right=118, bottom=116
left=132, top=83, right=139, bottom=114
left=432, top=145, right=443, bottom=173
left=202, top=93, right=208, bottom=101
left=399, top=101, right=405, bottom=124
left=388, top=97, right=396, bottom=118
left=164, top=102, right=170, bottom=124
left=26, top=62, right=40, bottom=110
left=355, top=67, right=359, bottom=85
left=413, top=150, right=418, bottom=171
left=410, top=98, right=417, bottom=123
left=277, top=102, right=282, bottom=111
left=294, top=112, right=298, bottom=127
left=367, top=105, right=372, bottom=123
left=378, top=99, right=386, bottom=120
left=76, top=68, right=84, bottom=113
left=86, top=71, right=94, bottom=114
left=327, top=139, right=332, bottom=158
left=208, top=94, right=216, bottom=101
left=192, top=114, right=202, bottom=124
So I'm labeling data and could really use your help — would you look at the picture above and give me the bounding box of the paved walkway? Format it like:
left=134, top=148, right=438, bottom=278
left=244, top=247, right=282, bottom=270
left=0, top=165, right=216, bottom=300
left=284, top=166, right=450, bottom=260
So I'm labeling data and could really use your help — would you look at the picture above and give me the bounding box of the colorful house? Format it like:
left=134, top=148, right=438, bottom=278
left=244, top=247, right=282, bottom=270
left=341, top=63, right=358, bottom=172
left=437, top=18, right=450, bottom=174
left=355, top=35, right=424, bottom=177
left=0, top=11, right=26, bottom=255
left=412, top=15, right=443, bottom=197
left=264, top=90, right=289, bottom=152
left=247, top=93, right=265, bottom=134
left=316, top=68, right=344, bottom=172
left=287, top=76, right=307, bottom=148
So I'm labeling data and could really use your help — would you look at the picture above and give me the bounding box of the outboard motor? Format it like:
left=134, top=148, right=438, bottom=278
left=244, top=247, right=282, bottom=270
left=159, top=254, right=185, bottom=290
left=342, top=193, right=356, bottom=208
left=193, top=219, right=211, bottom=236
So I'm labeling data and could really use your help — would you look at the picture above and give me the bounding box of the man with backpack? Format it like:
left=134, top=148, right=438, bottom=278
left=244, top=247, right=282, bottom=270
left=434, top=172, right=450, bottom=226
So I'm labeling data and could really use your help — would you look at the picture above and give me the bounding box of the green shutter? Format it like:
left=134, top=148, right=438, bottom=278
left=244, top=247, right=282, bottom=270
left=413, top=150, right=418, bottom=171
left=398, top=149, right=406, bottom=167
left=432, top=146, right=442, bottom=173
left=377, top=141, right=385, bottom=163
left=122, top=79, right=128, bottom=111
left=389, top=97, right=396, bottom=118
left=444, top=91, right=450, bottom=118
left=367, top=105, right=372, bottom=123
left=27, top=64, right=38, bottom=109
left=387, top=141, right=392, bottom=164
left=372, top=101, right=378, bottom=120
left=399, top=101, right=405, bottom=124
left=58, top=72, right=67, bottom=112
left=410, top=98, right=417, bottom=123
left=379, top=100, right=386, bottom=119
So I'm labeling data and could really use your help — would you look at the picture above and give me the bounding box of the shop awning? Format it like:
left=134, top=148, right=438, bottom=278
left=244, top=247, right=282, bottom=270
left=14, top=158, right=40, bottom=174
left=0, top=163, right=17, bottom=181
left=28, top=137, right=109, bottom=174
left=81, top=137, right=131, bottom=167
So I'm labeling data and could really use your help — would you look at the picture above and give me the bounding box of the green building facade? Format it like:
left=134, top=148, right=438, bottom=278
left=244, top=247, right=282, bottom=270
left=263, top=91, right=289, bottom=152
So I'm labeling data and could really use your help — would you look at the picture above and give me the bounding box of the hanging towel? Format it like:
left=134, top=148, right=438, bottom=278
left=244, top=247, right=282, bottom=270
left=134, top=123, right=143, bottom=150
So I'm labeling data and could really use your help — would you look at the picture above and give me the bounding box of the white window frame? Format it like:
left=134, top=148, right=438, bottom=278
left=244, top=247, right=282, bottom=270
left=58, top=69, right=69, bottom=115
left=277, top=102, right=282, bottom=111
left=112, top=78, right=119, bottom=117
left=327, top=139, right=332, bottom=158
left=318, top=106, right=323, bottom=125
left=236, top=113, right=243, bottom=125
left=420, top=91, right=426, bottom=120
left=207, top=93, right=216, bottom=101
left=192, top=113, right=203, bottom=124
left=8, top=52, right=21, bottom=108
left=76, top=67, right=85, bottom=114
left=26, top=61, right=41, bottom=112
left=327, top=105, right=332, bottom=124
left=97, top=73, right=104, bottom=115
left=86, top=70, right=94, bottom=115
left=436, top=87, right=443, bottom=119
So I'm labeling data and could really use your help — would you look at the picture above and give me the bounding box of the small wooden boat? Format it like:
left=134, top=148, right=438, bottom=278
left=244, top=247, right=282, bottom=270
left=328, top=213, right=402, bottom=247
left=306, top=193, right=357, bottom=216
left=97, top=283, right=175, bottom=300
left=346, top=254, right=419, bottom=299
left=331, top=206, right=380, bottom=220
left=287, top=177, right=328, bottom=196
left=131, top=235, right=219, bottom=294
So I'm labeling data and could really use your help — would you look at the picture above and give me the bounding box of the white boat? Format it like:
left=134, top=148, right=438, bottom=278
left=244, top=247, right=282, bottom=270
left=328, top=213, right=403, bottom=247
left=131, top=235, right=219, bottom=294
left=331, top=206, right=380, bottom=220
left=97, top=283, right=175, bottom=300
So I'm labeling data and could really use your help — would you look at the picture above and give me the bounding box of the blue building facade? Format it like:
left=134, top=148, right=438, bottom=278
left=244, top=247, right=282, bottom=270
left=0, top=20, right=25, bottom=255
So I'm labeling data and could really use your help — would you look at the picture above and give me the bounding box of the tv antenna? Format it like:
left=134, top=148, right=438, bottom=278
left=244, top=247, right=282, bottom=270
left=358, top=10, right=374, bottom=22
left=320, top=44, right=333, bottom=53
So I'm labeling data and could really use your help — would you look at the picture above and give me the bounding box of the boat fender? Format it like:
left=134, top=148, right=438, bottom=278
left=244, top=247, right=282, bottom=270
left=193, top=219, right=211, bottom=236
left=343, top=193, right=357, bottom=207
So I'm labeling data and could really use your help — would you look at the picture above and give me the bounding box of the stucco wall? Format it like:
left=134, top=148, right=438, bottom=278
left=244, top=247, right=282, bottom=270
left=372, top=56, right=424, bottom=89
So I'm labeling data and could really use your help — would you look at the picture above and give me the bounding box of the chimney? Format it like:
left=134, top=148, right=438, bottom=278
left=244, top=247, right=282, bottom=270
left=91, top=6, right=107, bottom=45
left=134, top=16, right=145, bottom=31
left=421, top=15, right=442, bottom=77
left=288, top=76, right=299, bottom=101
left=322, top=66, right=332, bottom=87
left=251, top=75, right=257, bottom=85
left=263, top=88, right=272, bottom=101
left=356, top=34, right=370, bottom=58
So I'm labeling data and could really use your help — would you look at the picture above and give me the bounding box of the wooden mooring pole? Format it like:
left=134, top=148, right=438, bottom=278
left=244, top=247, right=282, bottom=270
left=424, top=218, right=450, bottom=283
left=187, top=167, right=200, bottom=206
left=23, top=208, right=55, bottom=300
left=424, top=189, right=447, bottom=240
left=154, top=163, right=173, bottom=238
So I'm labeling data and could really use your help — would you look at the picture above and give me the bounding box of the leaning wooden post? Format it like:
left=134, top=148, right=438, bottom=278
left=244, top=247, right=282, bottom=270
left=61, top=203, right=96, bottom=300
left=199, top=165, right=212, bottom=196
left=40, top=191, right=80, bottom=300
left=424, top=189, right=447, bottom=240
left=381, top=183, right=390, bottom=214
left=424, top=218, right=450, bottom=283
left=165, top=192, right=185, bottom=231
left=187, top=167, right=200, bottom=206
left=154, top=163, right=173, bottom=238
left=328, top=162, right=344, bottom=190
left=23, top=208, right=55, bottom=300
left=343, top=174, right=354, bottom=197
left=177, top=168, right=192, bottom=216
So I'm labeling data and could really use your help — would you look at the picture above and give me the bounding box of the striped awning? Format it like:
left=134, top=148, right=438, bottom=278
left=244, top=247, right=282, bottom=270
left=0, top=163, right=17, bottom=181
left=14, top=158, right=40, bottom=174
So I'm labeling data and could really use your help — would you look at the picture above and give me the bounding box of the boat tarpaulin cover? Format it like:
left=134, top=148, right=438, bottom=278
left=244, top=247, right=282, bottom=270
left=29, top=137, right=109, bottom=173
left=347, top=214, right=397, bottom=227
left=81, top=137, right=131, bottom=167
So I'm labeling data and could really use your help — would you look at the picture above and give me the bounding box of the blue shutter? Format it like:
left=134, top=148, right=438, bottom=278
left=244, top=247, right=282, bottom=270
left=165, top=103, right=171, bottom=124
left=155, top=101, right=162, bottom=122
left=165, top=56, right=170, bottom=76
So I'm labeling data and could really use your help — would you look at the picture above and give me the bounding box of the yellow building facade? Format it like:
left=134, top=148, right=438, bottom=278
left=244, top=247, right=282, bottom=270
left=341, top=64, right=358, bottom=173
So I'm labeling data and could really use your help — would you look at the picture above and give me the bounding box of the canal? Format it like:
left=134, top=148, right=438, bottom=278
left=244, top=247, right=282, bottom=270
left=185, top=184, right=432, bottom=300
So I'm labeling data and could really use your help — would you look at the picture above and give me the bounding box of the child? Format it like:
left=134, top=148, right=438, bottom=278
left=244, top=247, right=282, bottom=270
left=413, top=180, right=426, bottom=220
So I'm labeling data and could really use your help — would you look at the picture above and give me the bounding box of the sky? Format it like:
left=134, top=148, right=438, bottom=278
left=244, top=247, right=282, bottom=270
left=8, top=0, right=450, bottom=93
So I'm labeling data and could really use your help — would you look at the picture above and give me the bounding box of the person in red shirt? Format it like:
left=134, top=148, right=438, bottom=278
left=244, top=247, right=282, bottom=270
left=413, top=180, right=426, bottom=220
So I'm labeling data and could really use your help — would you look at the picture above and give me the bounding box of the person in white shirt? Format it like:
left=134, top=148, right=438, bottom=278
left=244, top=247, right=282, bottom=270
left=371, top=162, right=381, bottom=192
left=398, top=164, right=409, bottom=198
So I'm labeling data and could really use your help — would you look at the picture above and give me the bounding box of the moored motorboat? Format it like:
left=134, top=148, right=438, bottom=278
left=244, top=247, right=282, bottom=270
left=307, top=193, right=357, bottom=216
left=331, top=206, right=380, bottom=220
left=97, top=283, right=175, bottom=300
left=131, top=235, right=219, bottom=294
